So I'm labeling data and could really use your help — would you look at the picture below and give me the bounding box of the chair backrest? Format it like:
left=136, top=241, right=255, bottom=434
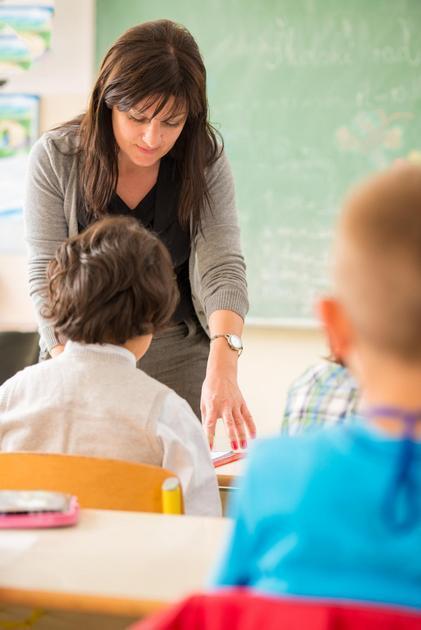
left=0, top=452, right=183, bottom=513
left=131, top=589, right=421, bottom=630
left=0, top=331, right=39, bottom=386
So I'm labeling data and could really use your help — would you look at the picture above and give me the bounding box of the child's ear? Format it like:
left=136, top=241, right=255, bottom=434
left=317, top=298, right=354, bottom=365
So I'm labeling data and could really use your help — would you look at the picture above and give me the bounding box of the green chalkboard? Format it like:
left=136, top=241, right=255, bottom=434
left=96, top=0, right=421, bottom=325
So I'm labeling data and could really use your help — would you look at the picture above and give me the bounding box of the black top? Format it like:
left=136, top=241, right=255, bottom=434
left=78, top=155, right=195, bottom=324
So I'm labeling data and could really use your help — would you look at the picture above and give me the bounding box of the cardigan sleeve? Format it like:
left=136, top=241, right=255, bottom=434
left=23, top=133, right=70, bottom=353
left=193, top=150, right=249, bottom=321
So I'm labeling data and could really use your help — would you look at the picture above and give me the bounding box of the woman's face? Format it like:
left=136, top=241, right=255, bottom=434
left=112, top=96, right=187, bottom=169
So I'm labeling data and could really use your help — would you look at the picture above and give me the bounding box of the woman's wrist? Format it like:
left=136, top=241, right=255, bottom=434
left=206, top=337, right=239, bottom=376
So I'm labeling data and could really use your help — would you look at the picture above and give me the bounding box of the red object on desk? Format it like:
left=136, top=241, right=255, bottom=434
left=211, top=450, right=245, bottom=468
left=131, top=589, right=421, bottom=630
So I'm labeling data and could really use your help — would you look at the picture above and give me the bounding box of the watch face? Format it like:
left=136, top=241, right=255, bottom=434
left=229, top=335, right=243, bottom=350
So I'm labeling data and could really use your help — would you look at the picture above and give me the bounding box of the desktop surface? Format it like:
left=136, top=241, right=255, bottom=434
left=0, top=508, right=231, bottom=616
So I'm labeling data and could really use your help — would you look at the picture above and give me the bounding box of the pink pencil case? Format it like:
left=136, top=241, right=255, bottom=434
left=0, top=490, right=79, bottom=528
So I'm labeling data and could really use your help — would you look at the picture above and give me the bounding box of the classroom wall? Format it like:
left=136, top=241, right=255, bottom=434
left=238, top=326, right=326, bottom=439
left=3, top=0, right=96, bottom=131
left=0, top=0, right=96, bottom=329
left=0, top=0, right=327, bottom=439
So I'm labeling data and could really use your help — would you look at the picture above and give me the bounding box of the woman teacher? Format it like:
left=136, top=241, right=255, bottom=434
left=24, top=19, right=255, bottom=449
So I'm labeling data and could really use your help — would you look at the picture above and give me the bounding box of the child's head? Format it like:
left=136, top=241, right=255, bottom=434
left=43, top=216, right=179, bottom=346
left=320, top=163, right=421, bottom=382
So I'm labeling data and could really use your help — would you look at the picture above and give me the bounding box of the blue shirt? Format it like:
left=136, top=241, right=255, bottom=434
left=213, top=423, right=421, bottom=609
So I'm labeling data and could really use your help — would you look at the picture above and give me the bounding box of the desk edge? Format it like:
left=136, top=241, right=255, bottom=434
left=0, top=586, right=167, bottom=618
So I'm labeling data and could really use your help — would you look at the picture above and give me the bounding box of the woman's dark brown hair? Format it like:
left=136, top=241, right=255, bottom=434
left=60, top=19, right=221, bottom=231
left=42, top=216, right=179, bottom=344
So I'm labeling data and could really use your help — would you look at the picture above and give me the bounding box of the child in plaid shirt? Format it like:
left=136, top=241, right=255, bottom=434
left=282, top=359, right=359, bottom=434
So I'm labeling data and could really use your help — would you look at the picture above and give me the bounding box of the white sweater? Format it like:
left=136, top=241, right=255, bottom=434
left=0, top=342, right=221, bottom=517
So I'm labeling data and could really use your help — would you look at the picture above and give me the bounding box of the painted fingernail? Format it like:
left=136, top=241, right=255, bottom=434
left=240, top=440, right=247, bottom=449
left=232, top=441, right=238, bottom=451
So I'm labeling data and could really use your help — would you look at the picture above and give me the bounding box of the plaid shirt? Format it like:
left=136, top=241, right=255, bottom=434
left=282, top=361, right=359, bottom=435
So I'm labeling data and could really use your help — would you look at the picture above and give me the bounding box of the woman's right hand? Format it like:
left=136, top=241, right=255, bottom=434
left=50, top=344, right=65, bottom=358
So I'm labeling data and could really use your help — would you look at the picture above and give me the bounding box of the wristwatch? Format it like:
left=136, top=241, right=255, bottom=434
left=210, top=333, right=244, bottom=356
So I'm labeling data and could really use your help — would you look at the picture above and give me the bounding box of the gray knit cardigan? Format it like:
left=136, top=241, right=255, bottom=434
left=24, top=129, right=249, bottom=353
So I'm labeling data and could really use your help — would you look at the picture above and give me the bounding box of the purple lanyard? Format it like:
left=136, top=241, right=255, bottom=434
left=364, top=406, right=420, bottom=532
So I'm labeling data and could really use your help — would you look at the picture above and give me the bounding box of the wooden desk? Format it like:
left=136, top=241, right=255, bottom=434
left=217, top=458, right=244, bottom=489
left=0, top=509, right=230, bottom=618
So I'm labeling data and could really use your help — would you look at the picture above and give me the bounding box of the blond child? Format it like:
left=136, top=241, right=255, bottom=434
left=213, top=164, right=421, bottom=608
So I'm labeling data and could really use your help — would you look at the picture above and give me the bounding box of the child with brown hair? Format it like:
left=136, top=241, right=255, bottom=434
left=213, top=164, right=421, bottom=608
left=0, top=216, right=220, bottom=516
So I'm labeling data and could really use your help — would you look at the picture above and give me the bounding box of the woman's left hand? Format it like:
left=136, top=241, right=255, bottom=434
left=203, top=310, right=256, bottom=449
left=201, top=367, right=256, bottom=450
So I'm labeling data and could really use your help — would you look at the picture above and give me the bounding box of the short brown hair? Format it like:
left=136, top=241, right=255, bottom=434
left=337, top=163, right=421, bottom=360
left=43, top=216, right=179, bottom=344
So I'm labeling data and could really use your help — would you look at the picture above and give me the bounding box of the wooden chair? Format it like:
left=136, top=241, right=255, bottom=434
left=0, top=452, right=183, bottom=514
